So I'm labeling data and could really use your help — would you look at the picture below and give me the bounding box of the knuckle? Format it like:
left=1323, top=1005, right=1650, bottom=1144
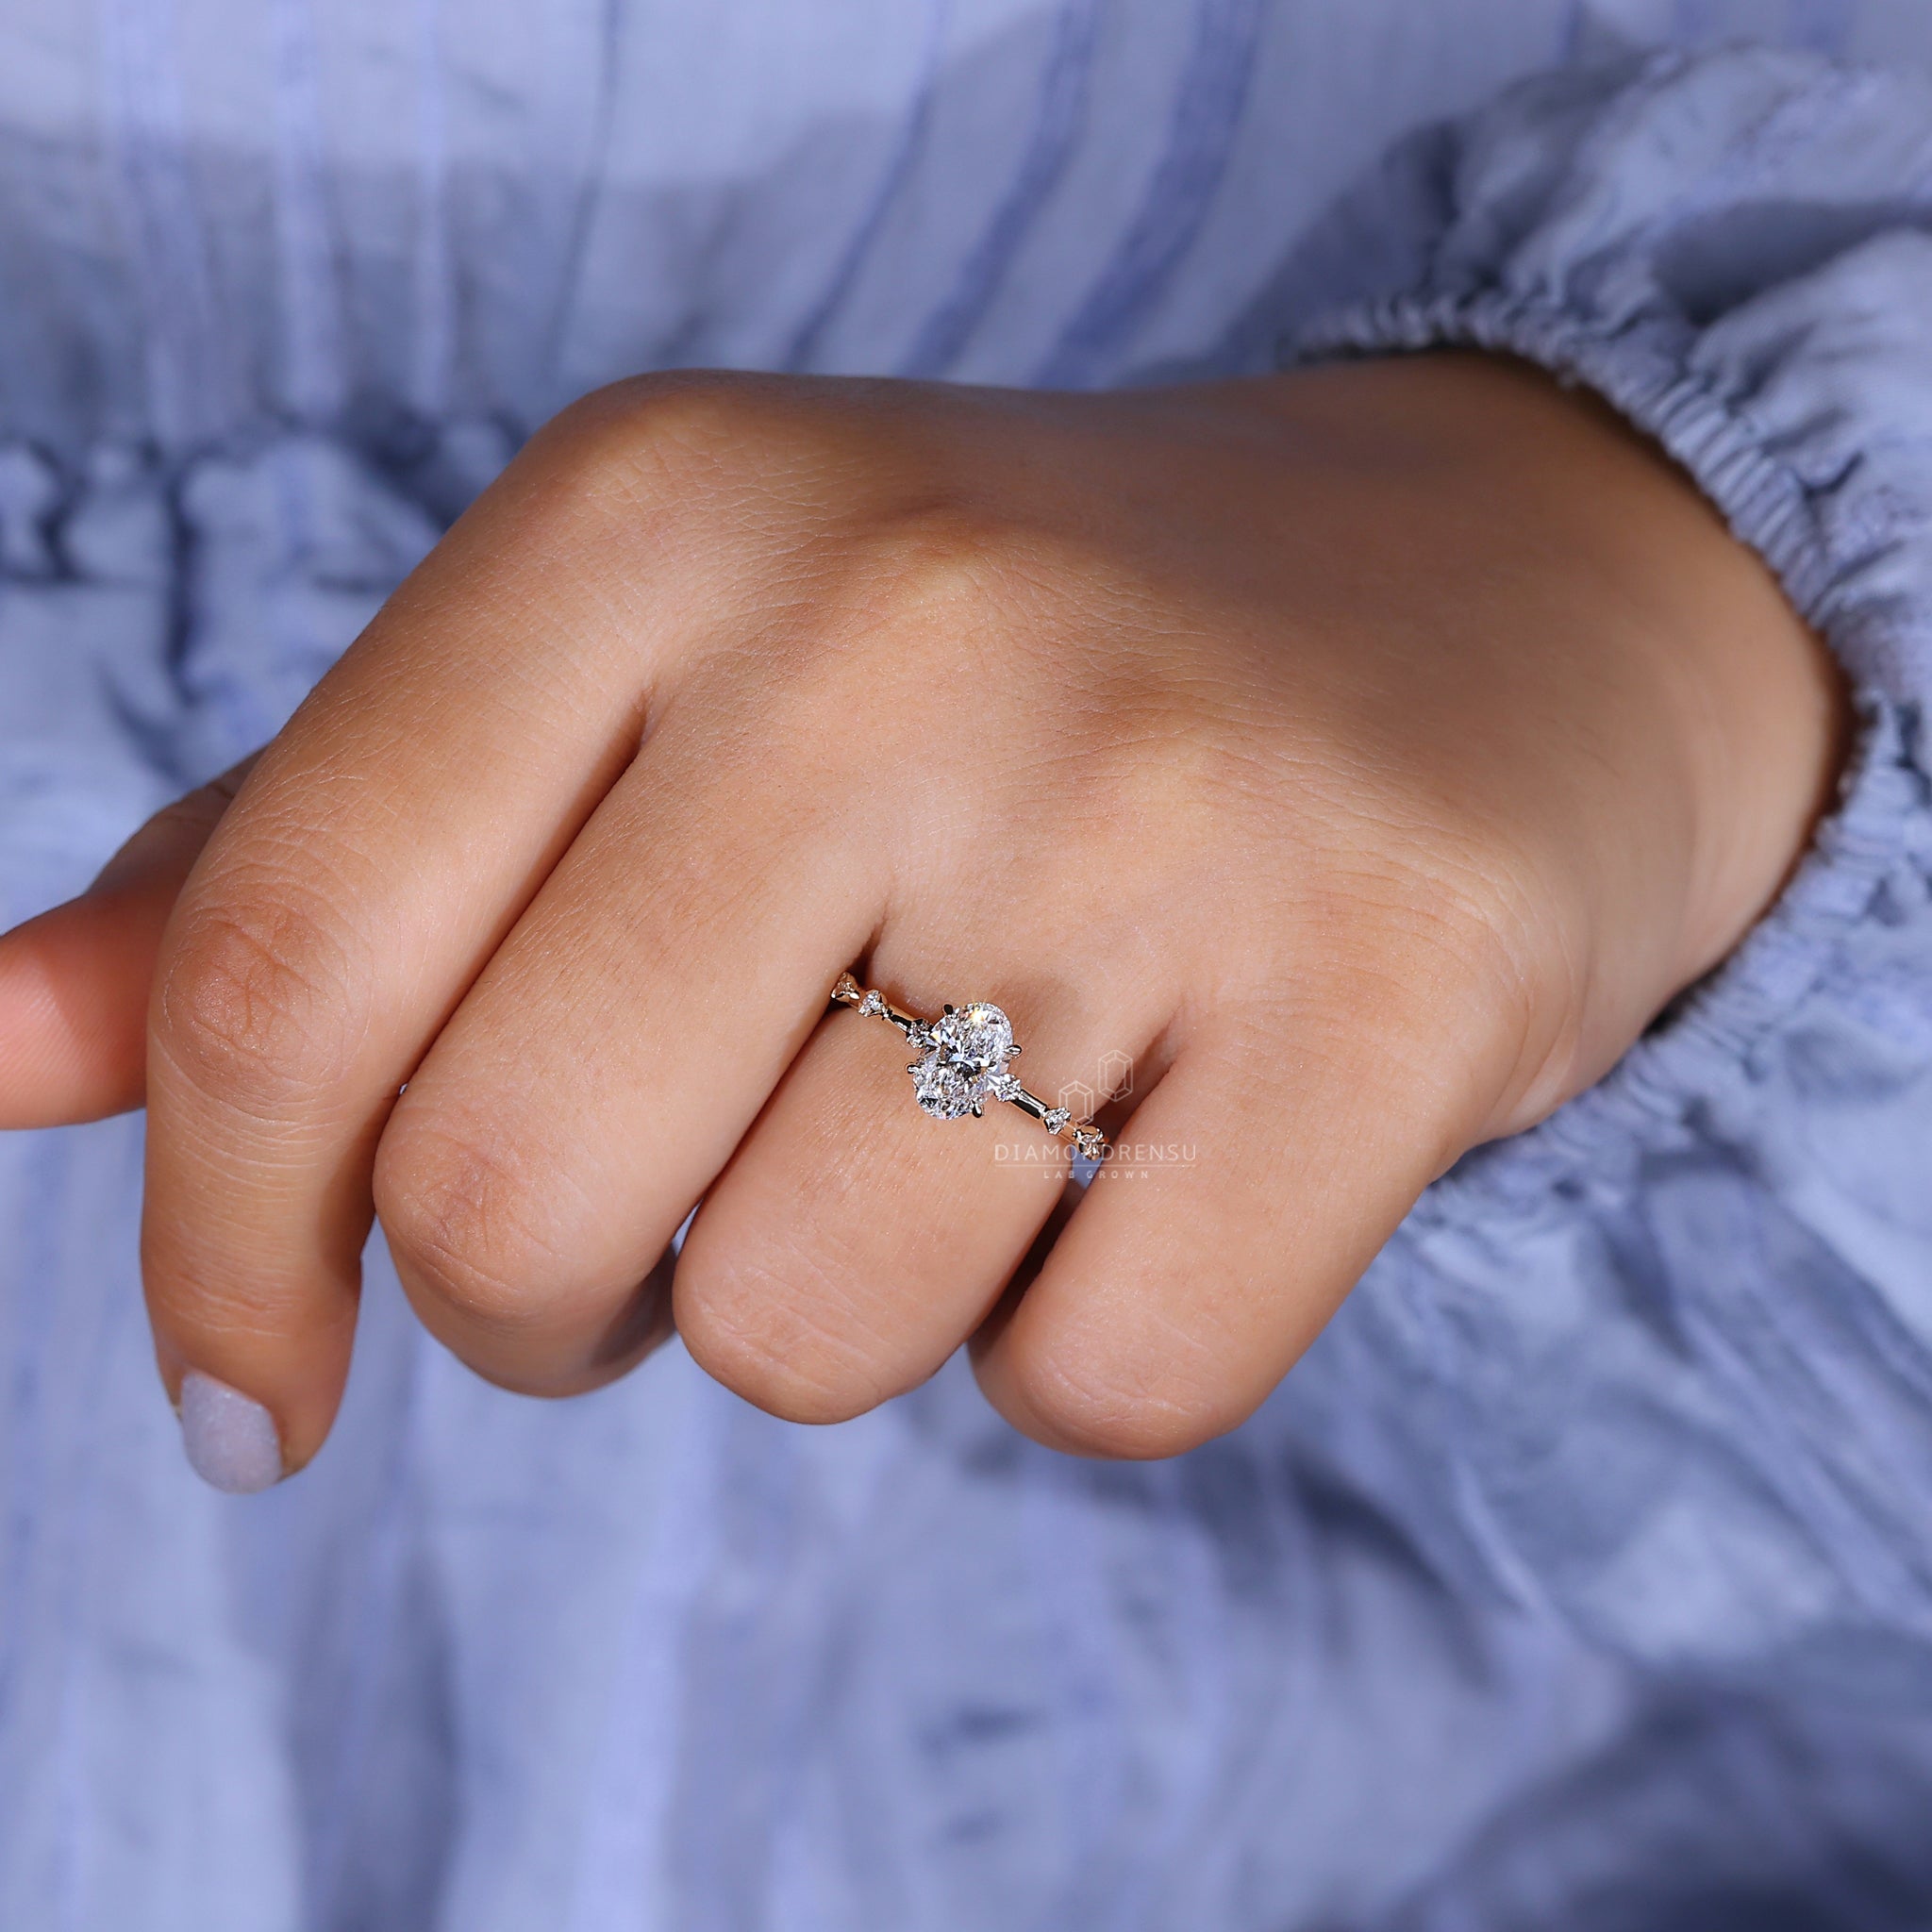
left=846, top=503, right=1103, bottom=669
left=1304, top=844, right=1557, bottom=1126
left=675, top=1242, right=894, bottom=1426
left=1000, top=1338, right=1240, bottom=1461
left=157, top=890, right=358, bottom=1109
left=817, top=503, right=1050, bottom=724
left=523, top=373, right=870, bottom=598
left=858, top=502, right=1009, bottom=615
left=373, top=1120, right=564, bottom=1336
left=1289, top=763, right=1557, bottom=1008
left=1097, top=712, right=1268, bottom=858
left=545, top=372, right=807, bottom=516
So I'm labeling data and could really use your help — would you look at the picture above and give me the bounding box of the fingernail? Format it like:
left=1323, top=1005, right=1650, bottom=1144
left=178, top=1371, right=284, bottom=1494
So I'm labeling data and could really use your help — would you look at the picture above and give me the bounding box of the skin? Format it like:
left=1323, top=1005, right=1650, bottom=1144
left=0, top=352, right=1844, bottom=1471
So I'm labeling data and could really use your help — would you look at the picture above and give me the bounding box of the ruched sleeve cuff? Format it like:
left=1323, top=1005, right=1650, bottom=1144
left=1283, top=43, right=1932, bottom=1190
left=1273, top=48, right=1932, bottom=1679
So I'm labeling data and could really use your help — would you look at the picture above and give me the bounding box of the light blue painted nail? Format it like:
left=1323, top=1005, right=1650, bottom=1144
left=178, top=1371, right=283, bottom=1494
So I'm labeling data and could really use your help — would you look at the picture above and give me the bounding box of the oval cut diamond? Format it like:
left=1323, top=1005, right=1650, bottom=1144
left=910, top=1002, right=1015, bottom=1120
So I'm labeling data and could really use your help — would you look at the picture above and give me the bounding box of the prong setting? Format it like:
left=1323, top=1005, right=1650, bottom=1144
left=832, top=973, right=1108, bottom=1158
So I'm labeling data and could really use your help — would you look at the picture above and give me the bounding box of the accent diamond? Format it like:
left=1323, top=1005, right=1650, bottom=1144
left=1041, top=1106, right=1071, bottom=1134
left=858, top=989, right=887, bottom=1018
left=909, top=1001, right=1016, bottom=1122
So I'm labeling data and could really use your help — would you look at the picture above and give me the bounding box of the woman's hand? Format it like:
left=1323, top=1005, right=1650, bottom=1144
left=0, top=355, right=1842, bottom=1483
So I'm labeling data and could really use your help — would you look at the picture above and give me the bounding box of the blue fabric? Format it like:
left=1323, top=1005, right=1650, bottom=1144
left=2, top=6, right=1931, bottom=1927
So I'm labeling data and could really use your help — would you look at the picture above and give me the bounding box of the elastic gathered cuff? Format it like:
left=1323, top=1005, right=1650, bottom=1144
left=1283, top=288, right=1932, bottom=1226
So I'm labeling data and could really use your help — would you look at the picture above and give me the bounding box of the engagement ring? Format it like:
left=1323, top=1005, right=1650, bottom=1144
left=830, top=971, right=1108, bottom=1159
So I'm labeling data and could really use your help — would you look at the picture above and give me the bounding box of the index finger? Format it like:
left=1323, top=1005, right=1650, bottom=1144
left=142, top=390, right=733, bottom=1486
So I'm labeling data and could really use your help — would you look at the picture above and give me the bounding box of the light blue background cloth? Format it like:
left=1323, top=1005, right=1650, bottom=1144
left=3, top=4, right=1932, bottom=1925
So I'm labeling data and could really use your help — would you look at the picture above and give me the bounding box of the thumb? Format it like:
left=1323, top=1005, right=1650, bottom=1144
left=0, top=755, right=261, bottom=1128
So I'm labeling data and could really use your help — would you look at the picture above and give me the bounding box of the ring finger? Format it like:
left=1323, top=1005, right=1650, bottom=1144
left=671, top=914, right=1175, bottom=1424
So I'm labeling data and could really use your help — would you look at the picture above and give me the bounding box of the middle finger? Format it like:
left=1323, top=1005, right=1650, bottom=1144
left=371, top=691, right=891, bottom=1392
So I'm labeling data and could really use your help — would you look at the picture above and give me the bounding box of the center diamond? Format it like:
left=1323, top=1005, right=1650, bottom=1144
left=910, top=1002, right=1016, bottom=1121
